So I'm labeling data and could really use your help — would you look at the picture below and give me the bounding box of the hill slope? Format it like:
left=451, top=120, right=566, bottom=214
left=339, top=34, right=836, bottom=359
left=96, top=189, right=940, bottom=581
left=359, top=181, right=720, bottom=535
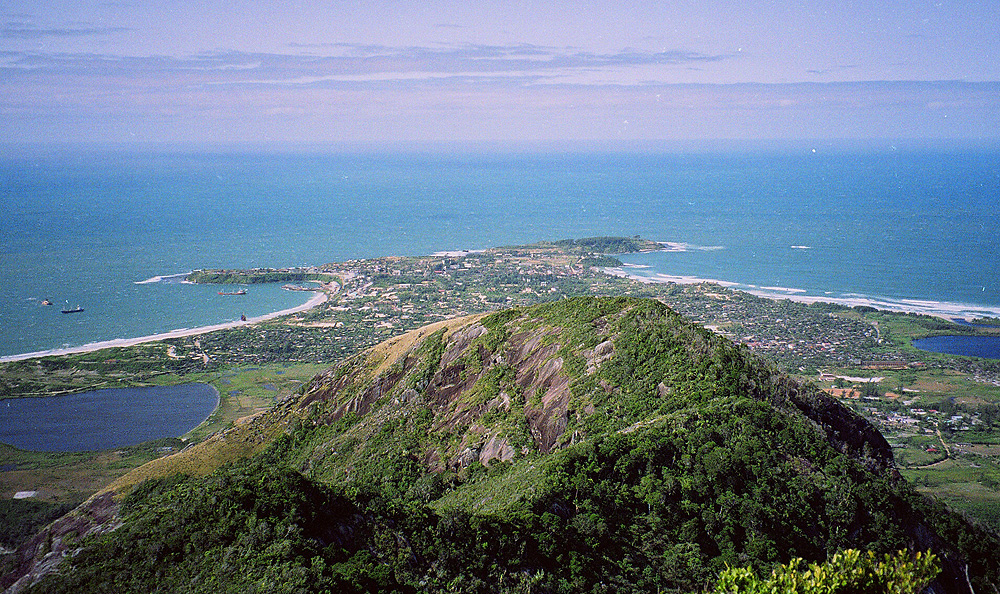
left=6, top=297, right=999, bottom=593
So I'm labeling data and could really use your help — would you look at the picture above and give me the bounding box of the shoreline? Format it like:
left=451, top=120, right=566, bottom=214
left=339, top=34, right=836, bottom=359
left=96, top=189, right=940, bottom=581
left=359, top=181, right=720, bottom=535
left=6, top=263, right=998, bottom=364
left=604, top=267, right=1000, bottom=322
left=0, top=291, right=328, bottom=364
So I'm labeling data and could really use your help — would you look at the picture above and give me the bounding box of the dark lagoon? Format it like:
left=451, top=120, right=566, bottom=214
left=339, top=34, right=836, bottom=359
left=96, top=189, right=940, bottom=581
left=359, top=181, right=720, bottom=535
left=0, top=384, right=218, bottom=452
left=912, top=336, right=1000, bottom=361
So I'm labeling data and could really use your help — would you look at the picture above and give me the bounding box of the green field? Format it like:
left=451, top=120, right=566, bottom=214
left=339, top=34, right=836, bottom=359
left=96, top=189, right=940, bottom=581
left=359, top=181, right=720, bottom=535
left=1, top=363, right=324, bottom=504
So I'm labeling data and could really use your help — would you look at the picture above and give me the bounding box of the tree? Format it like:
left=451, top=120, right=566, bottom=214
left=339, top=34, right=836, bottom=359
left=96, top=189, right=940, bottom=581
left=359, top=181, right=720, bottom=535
left=711, top=549, right=939, bottom=594
left=861, top=381, right=882, bottom=399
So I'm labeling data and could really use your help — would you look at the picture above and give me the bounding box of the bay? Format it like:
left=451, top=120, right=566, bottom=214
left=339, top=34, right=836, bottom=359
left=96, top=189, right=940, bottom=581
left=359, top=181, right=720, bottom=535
left=2, top=143, right=999, bottom=358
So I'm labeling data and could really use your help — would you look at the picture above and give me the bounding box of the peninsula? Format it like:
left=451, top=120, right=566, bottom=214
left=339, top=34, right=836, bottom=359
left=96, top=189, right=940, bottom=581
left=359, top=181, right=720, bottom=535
left=2, top=236, right=1000, bottom=579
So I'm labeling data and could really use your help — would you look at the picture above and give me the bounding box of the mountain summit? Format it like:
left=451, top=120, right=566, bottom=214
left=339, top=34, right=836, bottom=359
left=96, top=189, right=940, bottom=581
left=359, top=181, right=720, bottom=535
left=7, top=297, right=998, bottom=593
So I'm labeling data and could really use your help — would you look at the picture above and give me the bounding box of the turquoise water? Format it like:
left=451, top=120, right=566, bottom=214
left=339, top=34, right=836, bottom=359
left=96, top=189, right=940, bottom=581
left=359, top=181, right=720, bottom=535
left=0, top=383, right=218, bottom=451
left=2, top=144, right=999, bottom=358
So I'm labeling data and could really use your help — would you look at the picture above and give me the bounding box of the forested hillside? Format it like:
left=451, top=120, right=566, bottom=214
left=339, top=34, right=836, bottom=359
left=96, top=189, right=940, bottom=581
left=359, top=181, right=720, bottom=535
left=7, top=297, right=998, bottom=593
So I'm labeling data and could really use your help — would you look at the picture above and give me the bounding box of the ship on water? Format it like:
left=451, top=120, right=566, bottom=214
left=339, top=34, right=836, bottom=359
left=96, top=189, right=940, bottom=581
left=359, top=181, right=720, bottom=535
left=218, top=289, right=247, bottom=295
left=61, top=305, right=84, bottom=314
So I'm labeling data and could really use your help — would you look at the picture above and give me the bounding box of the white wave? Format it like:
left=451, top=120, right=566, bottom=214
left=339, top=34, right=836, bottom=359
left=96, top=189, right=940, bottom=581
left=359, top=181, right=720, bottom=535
left=611, top=262, right=1000, bottom=320
left=657, top=241, right=689, bottom=252
left=656, top=241, right=725, bottom=253
left=898, top=298, right=947, bottom=308
left=649, top=273, right=738, bottom=286
left=135, top=272, right=192, bottom=285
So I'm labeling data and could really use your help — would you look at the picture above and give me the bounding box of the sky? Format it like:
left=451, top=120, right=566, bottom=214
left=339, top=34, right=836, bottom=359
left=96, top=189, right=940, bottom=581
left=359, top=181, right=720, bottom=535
left=2, top=0, right=999, bottom=146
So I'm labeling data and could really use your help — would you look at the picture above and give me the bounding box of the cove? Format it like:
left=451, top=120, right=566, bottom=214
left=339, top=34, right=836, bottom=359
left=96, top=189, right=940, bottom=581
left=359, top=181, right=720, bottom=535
left=0, top=383, right=218, bottom=452
left=912, top=335, right=1000, bottom=361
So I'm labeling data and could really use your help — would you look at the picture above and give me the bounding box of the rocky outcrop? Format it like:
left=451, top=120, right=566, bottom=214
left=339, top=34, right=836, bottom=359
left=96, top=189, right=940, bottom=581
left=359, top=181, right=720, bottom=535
left=787, top=386, right=894, bottom=472
left=297, top=297, right=895, bottom=477
left=2, top=493, right=120, bottom=594
left=3, top=297, right=990, bottom=593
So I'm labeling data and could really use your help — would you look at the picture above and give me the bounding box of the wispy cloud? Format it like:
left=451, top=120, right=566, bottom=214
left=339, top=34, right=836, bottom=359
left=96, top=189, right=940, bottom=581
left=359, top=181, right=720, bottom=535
left=1, top=42, right=737, bottom=87
left=3, top=39, right=998, bottom=143
left=806, top=64, right=860, bottom=77
left=0, top=23, right=128, bottom=39
left=284, top=41, right=708, bottom=60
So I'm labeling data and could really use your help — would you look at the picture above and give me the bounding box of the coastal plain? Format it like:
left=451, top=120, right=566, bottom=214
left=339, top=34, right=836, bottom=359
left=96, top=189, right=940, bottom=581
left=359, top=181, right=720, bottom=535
left=2, top=237, right=1000, bottom=552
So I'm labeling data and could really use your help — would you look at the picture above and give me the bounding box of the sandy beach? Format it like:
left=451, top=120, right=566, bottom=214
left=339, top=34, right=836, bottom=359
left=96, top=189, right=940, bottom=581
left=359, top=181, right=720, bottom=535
left=5, top=267, right=998, bottom=365
left=605, top=267, right=1000, bottom=322
left=0, top=291, right=329, bottom=364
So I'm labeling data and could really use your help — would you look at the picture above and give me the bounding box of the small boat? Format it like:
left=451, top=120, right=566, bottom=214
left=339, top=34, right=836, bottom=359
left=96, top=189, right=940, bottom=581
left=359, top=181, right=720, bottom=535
left=41, top=299, right=53, bottom=306
left=61, top=306, right=84, bottom=314
left=218, top=289, right=247, bottom=296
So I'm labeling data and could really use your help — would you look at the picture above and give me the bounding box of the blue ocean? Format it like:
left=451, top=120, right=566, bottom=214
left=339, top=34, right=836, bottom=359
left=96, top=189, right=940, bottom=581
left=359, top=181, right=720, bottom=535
left=2, top=143, right=999, bottom=359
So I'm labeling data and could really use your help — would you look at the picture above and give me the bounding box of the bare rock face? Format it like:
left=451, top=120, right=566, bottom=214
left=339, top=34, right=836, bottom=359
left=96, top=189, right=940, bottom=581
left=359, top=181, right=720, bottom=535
left=2, top=493, right=120, bottom=594
left=297, top=296, right=894, bottom=476
left=506, top=328, right=572, bottom=455
left=478, top=434, right=516, bottom=465
left=297, top=310, right=601, bottom=468
left=583, top=339, right=615, bottom=375
left=439, top=323, right=489, bottom=368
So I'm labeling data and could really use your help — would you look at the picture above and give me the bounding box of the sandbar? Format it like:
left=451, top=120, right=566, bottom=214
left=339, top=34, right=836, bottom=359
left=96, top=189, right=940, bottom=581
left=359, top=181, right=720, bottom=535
left=0, top=291, right=328, bottom=364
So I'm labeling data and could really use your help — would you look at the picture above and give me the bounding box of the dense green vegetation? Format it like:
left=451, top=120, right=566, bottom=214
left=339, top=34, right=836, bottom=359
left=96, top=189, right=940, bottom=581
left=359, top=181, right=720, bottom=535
left=969, top=317, right=1000, bottom=327
left=0, top=498, right=82, bottom=552
left=18, top=297, right=1000, bottom=593
left=552, top=236, right=653, bottom=254
left=22, top=424, right=984, bottom=594
left=8, top=237, right=1000, bottom=592
left=578, top=255, right=623, bottom=268
left=186, top=269, right=331, bottom=285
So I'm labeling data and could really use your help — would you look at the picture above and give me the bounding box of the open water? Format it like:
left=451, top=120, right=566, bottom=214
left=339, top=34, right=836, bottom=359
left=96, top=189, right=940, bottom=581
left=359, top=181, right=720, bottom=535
left=911, top=336, right=1000, bottom=361
left=0, top=383, right=218, bottom=451
left=2, top=143, right=999, bottom=359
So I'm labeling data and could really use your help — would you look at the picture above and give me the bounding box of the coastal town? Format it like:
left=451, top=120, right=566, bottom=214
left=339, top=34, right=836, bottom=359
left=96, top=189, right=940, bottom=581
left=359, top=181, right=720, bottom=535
left=185, top=239, right=1000, bottom=529
left=3, top=237, right=1000, bottom=532
left=183, top=239, right=999, bottom=379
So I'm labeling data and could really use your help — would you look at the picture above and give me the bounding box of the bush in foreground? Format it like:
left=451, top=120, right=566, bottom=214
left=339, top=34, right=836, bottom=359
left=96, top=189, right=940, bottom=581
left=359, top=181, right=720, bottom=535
left=712, top=549, right=939, bottom=594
